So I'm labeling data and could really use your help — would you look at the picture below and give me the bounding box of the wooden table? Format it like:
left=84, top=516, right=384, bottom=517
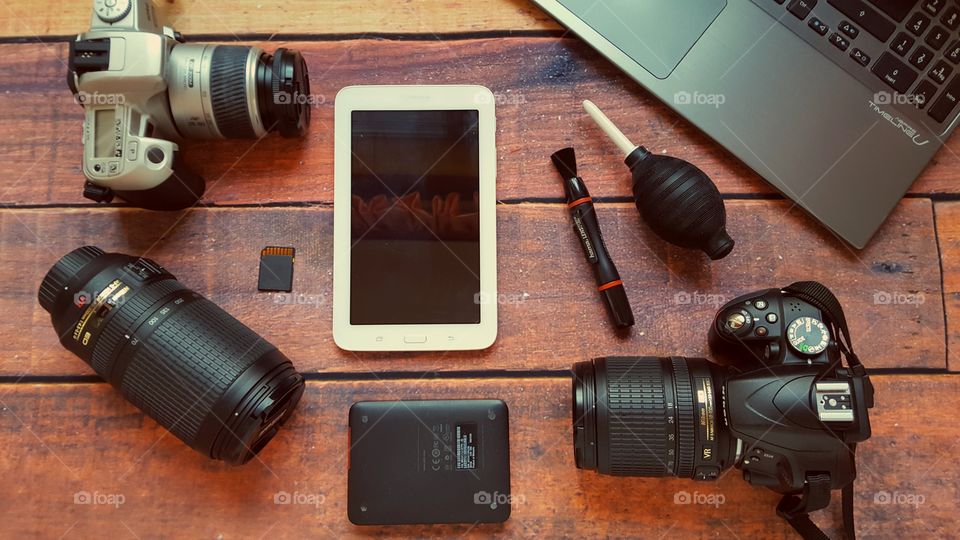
left=2, top=2, right=958, bottom=538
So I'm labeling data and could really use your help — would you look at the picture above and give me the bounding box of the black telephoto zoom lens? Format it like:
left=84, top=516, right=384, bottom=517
left=572, top=357, right=733, bottom=480
left=38, top=247, right=305, bottom=465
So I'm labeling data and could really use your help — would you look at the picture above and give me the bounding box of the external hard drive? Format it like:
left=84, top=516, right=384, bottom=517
left=348, top=399, right=511, bottom=525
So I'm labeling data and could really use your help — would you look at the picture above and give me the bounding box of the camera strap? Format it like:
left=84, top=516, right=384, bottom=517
left=778, top=281, right=869, bottom=540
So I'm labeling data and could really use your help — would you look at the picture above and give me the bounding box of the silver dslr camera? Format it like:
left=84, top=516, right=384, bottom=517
left=69, top=0, right=311, bottom=210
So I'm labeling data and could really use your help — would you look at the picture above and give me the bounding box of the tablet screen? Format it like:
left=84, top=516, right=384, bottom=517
left=350, top=110, right=481, bottom=325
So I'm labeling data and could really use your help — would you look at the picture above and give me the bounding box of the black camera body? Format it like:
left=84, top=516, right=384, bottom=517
left=709, top=287, right=874, bottom=494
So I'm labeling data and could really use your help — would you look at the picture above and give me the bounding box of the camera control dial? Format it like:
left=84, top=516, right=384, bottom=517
left=94, top=0, right=132, bottom=23
left=786, top=317, right=830, bottom=355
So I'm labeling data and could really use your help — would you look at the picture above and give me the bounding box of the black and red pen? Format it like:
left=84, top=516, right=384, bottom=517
left=551, top=147, right=634, bottom=329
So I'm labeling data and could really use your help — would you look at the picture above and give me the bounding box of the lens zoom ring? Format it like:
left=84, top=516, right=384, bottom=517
left=671, top=357, right=697, bottom=478
left=119, top=298, right=275, bottom=443
left=90, top=279, right=187, bottom=377
left=209, top=46, right=256, bottom=138
left=603, top=358, right=673, bottom=476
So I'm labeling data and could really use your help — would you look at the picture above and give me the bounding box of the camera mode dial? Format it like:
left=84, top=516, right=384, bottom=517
left=786, top=317, right=830, bottom=356
left=95, top=0, right=132, bottom=23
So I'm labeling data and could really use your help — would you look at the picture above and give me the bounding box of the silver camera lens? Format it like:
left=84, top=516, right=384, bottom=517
left=166, top=44, right=310, bottom=140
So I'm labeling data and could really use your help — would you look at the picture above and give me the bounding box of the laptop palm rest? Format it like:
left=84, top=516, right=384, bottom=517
left=557, top=0, right=726, bottom=79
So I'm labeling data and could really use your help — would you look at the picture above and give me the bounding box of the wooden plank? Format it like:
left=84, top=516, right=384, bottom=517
left=0, top=375, right=955, bottom=538
left=936, top=202, right=960, bottom=372
left=1, top=0, right=558, bottom=37
left=10, top=199, right=943, bottom=376
left=1, top=39, right=957, bottom=208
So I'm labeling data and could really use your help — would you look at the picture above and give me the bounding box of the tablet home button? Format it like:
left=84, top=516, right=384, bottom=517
left=403, top=335, right=427, bottom=344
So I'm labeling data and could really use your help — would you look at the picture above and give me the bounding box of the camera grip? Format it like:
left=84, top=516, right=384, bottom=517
left=113, top=151, right=206, bottom=210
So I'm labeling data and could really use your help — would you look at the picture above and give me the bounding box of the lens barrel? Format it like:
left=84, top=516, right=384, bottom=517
left=572, top=357, right=733, bottom=480
left=167, top=44, right=310, bottom=140
left=38, top=247, right=305, bottom=465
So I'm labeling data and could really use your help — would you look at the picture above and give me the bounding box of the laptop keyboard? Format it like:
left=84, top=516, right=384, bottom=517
left=756, top=0, right=960, bottom=130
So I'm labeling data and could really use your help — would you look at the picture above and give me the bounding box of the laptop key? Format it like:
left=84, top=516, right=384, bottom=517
left=913, top=79, right=938, bottom=109
left=838, top=20, right=860, bottom=39
left=946, top=41, right=960, bottom=64
left=787, top=0, right=817, bottom=19
left=942, top=6, right=959, bottom=30
left=872, top=52, right=920, bottom=93
left=866, top=0, right=917, bottom=22
left=828, top=32, right=851, bottom=51
left=809, top=17, right=829, bottom=35
left=851, top=48, right=871, bottom=66
left=910, top=46, right=934, bottom=70
left=922, top=0, right=945, bottom=16
left=925, top=25, right=949, bottom=50
left=928, top=74, right=960, bottom=122
left=829, top=0, right=896, bottom=40
left=906, top=12, right=932, bottom=36
left=891, top=32, right=916, bottom=57
left=927, top=60, right=953, bottom=84
left=929, top=60, right=953, bottom=84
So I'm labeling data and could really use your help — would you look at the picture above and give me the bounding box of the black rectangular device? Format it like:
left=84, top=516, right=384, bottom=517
left=348, top=399, right=511, bottom=525
left=349, top=110, right=481, bottom=325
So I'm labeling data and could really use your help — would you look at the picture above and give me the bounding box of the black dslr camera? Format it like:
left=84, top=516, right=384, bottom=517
left=573, top=282, right=874, bottom=539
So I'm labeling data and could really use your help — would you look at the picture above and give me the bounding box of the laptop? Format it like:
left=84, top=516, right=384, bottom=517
left=531, top=0, right=960, bottom=248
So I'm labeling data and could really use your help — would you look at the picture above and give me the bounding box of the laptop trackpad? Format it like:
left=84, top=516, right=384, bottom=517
left=558, top=0, right=726, bottom=79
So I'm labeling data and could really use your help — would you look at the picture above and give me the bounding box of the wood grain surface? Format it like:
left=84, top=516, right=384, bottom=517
left=2, top=38, right=959, bottom=208
left=11, top=199, right=944, bottom=377
left=1, top=376, right=956, bottom=538
left=3, top=2, right=959, bottom=539
left=0, top=0, right=557, bottom=37
left=936, top=202, right=960, bottom=372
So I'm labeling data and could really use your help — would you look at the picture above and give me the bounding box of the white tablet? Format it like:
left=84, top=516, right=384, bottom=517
left=333, top=85, right=498, bottom=351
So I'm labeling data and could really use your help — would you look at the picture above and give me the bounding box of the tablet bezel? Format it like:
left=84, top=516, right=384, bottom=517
left=333, top=85, right=498, bottom=351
